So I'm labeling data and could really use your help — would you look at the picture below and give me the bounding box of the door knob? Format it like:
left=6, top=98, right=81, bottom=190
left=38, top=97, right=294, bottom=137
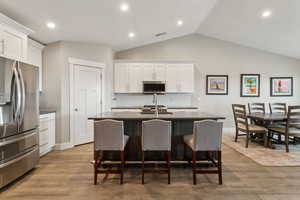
left=74, top=108, right=79, bottom=111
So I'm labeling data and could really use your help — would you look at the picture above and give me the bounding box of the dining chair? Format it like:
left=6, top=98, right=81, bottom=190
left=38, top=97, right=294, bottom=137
left=183, top=120, right=223, bottom=185
left=268, top=106, right=300, bottom=152
left=248, top=103, right=266, bottom=114
left=268, top=103, right=287, bottom=142
left=269, top=103, right=287, bottom=114
left=141, top=119, right=172, bottom=184
left=94, top=119, right=130, bottom=184
left=232, top=104, right=268, bottom=148
left=248, top=103, right=266, bottom=126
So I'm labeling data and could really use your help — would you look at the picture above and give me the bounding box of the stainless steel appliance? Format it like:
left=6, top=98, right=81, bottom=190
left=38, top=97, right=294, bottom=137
left=0, top=56, right=39, bottom=189
left=141, top=105, right=173, bottom=114
left=143, top=81, right=166, bottom=94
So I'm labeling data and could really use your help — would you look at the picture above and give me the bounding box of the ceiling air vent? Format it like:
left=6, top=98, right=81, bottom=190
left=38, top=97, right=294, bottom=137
left=155, top=32, right=167, bottom=37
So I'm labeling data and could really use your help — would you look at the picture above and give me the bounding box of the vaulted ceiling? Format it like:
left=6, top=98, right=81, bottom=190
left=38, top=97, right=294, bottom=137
left=0, top=0, right=216, bottom=50
left=197, top=0, right=300, bottom=59
left=0, top=0, right=299, bottom=59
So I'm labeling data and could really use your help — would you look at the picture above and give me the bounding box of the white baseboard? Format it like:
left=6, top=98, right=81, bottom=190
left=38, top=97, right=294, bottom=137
left=223, top=127, right=235, bottom=134
left=54, top=142, right=74, bottom=150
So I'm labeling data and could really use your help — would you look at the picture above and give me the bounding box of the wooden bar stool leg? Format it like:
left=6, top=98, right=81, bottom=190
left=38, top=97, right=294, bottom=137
left=166, top=151, right=171, bottom=184
left=218, top=151, right=222, bottom=185
left=120, top=151, right=124, bottom=184
left=192, top=151, right=197, bottom=185
left=142, top=151, right=145, bottom=184
left=94, top=151, right=101, bottom=185
left=94, top=161, right=98, bottom=185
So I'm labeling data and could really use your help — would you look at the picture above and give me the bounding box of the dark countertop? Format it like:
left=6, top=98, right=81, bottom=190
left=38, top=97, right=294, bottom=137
left=89, top=111, right=225, bottom=120
left=40, top=110, right=56, bottom=115
left=111, top=106, right=199, bottom=109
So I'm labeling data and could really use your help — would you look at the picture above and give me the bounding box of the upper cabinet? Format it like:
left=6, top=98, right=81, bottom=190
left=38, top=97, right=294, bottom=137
left=114, top=63, right=143, bottom=93
left=143, top=64, right=166, bottom=81
left=27, top=39, right=45, bottom=91
left=0, top=13, right=34, bottom=62
left=114, top=63, right=129, bottom=93
left=128, top=63, right=143, bottom=93
left=166, top=64, right=194, bottom=93
left=114, top=62, right=194, bottom=94
left=0, top=24, right=28, bottom=61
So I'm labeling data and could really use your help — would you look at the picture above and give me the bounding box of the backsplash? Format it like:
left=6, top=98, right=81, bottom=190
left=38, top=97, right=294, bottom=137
left=112, top=93, right=196, bottom=107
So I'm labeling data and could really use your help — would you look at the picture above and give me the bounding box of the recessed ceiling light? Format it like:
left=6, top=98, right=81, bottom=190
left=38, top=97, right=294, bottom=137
left=177, top=20, right=183, bottom=26
left=47, top=22, right=56, bottom=29
left=128, top=32, right=135, bottom=38
left=261, top=9, right=272, bottom=18
left=120, top=3, right=129, bottom=12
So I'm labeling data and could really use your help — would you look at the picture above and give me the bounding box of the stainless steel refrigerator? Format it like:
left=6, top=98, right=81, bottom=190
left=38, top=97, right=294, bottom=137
left=0, top=56, right=39, bottom=188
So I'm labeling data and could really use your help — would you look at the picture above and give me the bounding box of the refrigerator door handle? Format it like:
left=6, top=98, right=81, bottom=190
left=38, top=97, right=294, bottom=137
left=12, top=63, right=21, bottom=123
left=17, top=62, right=26, bottom=125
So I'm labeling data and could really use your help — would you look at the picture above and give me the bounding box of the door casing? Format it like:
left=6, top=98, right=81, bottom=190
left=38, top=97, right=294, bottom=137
left=69, top=57, right=105, bottom=147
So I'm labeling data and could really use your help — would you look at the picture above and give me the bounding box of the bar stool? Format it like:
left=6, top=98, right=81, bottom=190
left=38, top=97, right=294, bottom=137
left=94, top=119, right=129, bottom=184
left=141, top=119, right=172, bottom=184
left=183, top=120, right=223, bottom=185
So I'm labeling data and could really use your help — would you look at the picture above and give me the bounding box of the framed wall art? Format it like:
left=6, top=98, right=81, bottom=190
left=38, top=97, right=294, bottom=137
left=206, top=75, right=228, bottom=95
left=240, top=74, right=260, bottom=97
left=270, top=77, right=293, bottom=97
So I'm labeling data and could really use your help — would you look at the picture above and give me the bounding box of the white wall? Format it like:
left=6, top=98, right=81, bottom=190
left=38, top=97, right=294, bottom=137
left=115, top=34, right=300, bottom=128
left=41, top=41, right=114, bottom=144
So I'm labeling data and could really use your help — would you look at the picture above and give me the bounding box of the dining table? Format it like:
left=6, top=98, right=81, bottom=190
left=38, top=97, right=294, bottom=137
left=247, top=112, right=287, bottom=148
left=247, top=113, right=287, bottom=122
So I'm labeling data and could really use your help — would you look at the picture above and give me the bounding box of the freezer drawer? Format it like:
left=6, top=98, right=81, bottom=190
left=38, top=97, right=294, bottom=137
left=0, top=146, right=39, bottom=188
left=0, top=130, right=38, bottom=162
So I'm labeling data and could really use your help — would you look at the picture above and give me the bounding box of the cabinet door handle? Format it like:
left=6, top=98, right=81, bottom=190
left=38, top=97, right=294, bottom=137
left=178, top=84, right=182, bottom=92
left=0, top=39, right=4, bottom=55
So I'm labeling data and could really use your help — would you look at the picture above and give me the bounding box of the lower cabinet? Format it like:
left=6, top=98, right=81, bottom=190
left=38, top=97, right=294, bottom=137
left=39, top=113, right=56, bottom=156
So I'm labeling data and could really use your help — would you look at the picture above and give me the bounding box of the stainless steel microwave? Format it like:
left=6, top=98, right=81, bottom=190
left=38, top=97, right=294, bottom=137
left=143, top=81, right=166, bottom=94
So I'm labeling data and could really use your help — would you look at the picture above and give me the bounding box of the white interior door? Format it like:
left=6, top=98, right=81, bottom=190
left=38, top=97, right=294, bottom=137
left=73, top=65, right=102, bottom=146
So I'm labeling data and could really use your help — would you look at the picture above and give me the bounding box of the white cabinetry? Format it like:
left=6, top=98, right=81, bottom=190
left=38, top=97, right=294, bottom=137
left=39, top=113, right=56, bottom=157
left=166, top=64, right=194, bottom=93
left=114, top=63, right=143, bottom=93
left=128, top=63, right=143, bottom=93
left=114, top=62, right=194, bottom=94
left=114, top=63, right=129, bottom=93
left=27, top=39, right=45, bottom=91
left=0, top=24, right=28, bottom=61
left=143, top=64, right=166, bottom=81
left=0, top=13, right=33, bottom=62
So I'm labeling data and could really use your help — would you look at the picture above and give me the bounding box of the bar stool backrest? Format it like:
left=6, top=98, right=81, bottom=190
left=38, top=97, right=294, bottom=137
left=94, top=119, right=125, bottom=151
left=269, top=103, right=287, bottom=114
left=142, top=119, right=172, bottom=151
left=193, top=120, right=223, bottom=151
left=248, top=103, right=265, bottom=114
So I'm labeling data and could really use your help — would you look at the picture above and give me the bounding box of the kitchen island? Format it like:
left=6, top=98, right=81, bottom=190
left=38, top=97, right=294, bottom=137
left=89, top=111, right=225, bottom=161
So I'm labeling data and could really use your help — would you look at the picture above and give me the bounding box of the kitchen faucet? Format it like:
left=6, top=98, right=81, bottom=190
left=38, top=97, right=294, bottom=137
left=153, top=93, right=158, bottom=116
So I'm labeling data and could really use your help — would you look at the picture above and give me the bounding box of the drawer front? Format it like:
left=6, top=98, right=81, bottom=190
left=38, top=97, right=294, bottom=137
left=39, top=117, right=49, bottom=130
left=0, top=146, right=39, bottom=188
left=39, top=117, right=49, bottom=147
left=0, top=130, right=38, bottom=162
left=39, top=128, right=49, bottom=147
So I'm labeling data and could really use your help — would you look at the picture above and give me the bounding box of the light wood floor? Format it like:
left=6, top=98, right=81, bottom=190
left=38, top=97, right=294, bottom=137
left=1, top=144, right=300, bottom=200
